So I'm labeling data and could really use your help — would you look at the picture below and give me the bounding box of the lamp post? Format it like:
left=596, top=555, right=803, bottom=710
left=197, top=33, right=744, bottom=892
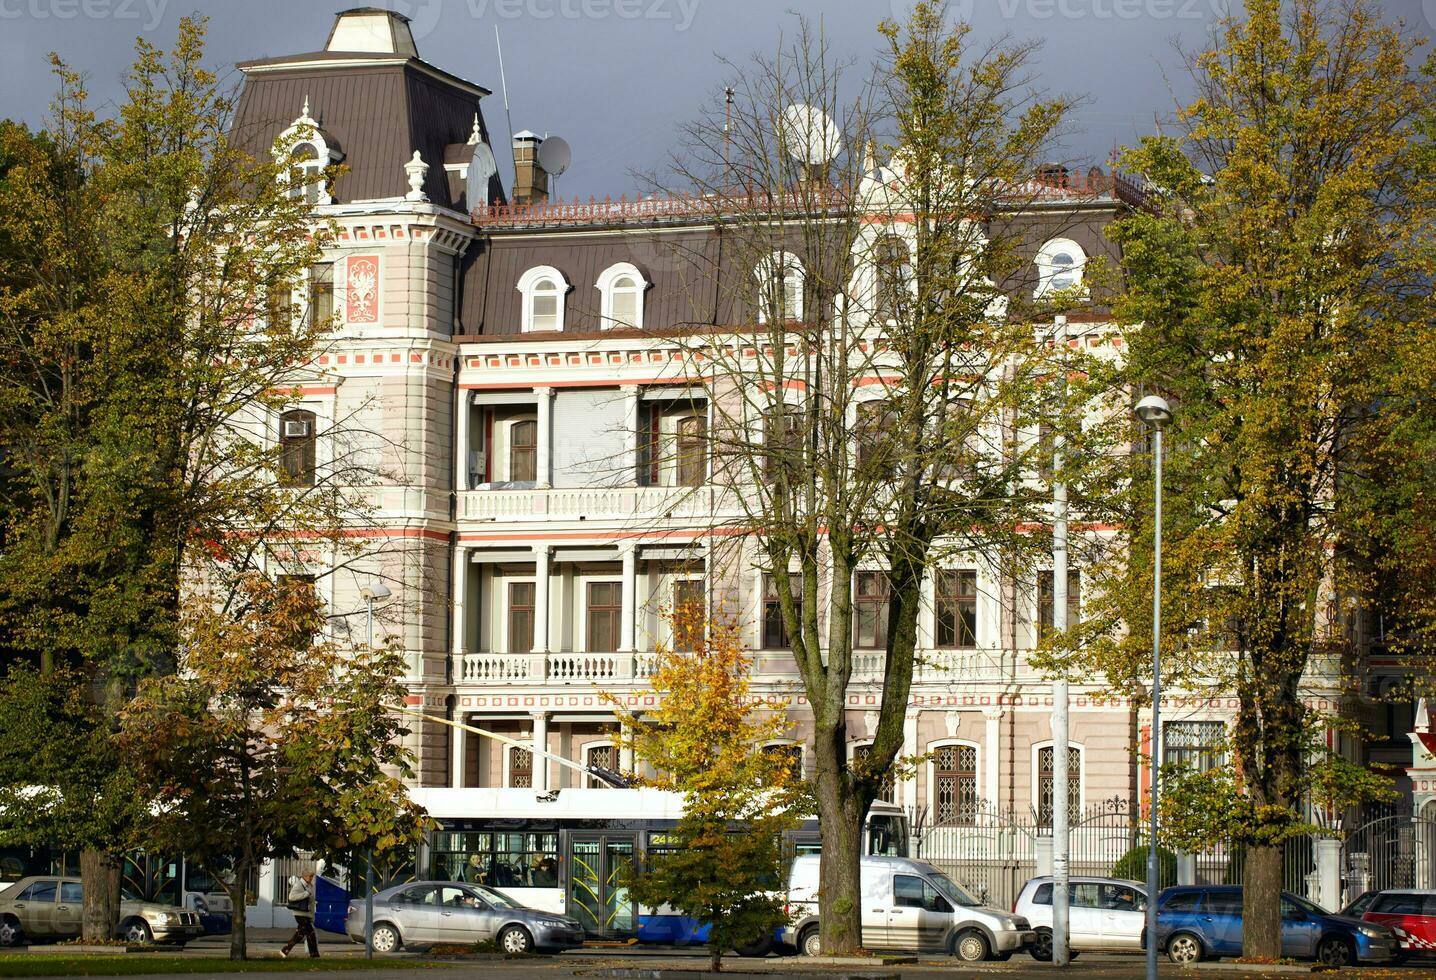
left=359, top=582, right=391, bottom=959
left=1052, top=315, right=1071, bottom=967
left=1134, top=395, right=1171, bottom=980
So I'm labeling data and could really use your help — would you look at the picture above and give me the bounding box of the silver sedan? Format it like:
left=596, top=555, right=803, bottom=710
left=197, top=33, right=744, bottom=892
left=344, top=881, right=584, bottom=954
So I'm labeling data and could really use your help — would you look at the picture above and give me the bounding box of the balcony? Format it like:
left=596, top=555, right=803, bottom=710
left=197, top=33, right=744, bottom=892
left=457, top=485, right=737, bottom=524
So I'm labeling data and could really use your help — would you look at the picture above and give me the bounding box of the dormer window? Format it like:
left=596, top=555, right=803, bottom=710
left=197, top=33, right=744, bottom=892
left=596, top=262, right=648, bottom=330
left=518, top=265, right=569, bottom=332
left=1035, top=238, right=1087, bottom=297
left=275, top=98, right=340, bottom=206
left=754, top=251, right=804, bottom=324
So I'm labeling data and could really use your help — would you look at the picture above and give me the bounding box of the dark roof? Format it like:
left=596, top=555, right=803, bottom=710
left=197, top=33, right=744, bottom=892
left=231, top=57, right=499, bottom=209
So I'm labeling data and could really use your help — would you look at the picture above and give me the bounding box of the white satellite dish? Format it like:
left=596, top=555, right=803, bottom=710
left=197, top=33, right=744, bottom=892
left=781, top=104, right=842, bottom=166
left=466, top=141, right=498, bottom=207
left=537, top=136, right=571, bottom=177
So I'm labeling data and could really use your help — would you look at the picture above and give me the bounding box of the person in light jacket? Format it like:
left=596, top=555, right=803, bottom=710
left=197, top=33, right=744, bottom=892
left=280, top=871, right=319, bottom=958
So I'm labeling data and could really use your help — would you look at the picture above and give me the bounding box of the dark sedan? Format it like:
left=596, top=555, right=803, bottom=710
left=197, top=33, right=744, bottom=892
left=345, top=880, right=583, bottom=954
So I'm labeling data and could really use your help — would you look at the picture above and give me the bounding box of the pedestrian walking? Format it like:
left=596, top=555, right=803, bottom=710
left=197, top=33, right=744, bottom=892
left=280, top=870, right=319, bottom=958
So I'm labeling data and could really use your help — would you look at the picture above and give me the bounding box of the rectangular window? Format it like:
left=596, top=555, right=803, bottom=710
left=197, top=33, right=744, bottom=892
left=278, top=410, right=317, bottom=487
left=508, top=746, right=533, bottom=788
left=676, top=415, right=707, bottom=487
left=1037, top=422, right=1055, bottom=482
left=586, top=743, right=616, bottom=788
left=1163, top=721, right=1226, bottom=773
left=935, top=569, right=978, bottom=648
left=309, top=263, right=335, bottom=326
left=586, top=582, right=622, bottom=653
left=1038, top=570, right=1081, bottom=634
left=761, top=743, right=802, bottom=780
left=507, top=581, right=535, bottom=654
left=855, top=401, right=894, bottom=472
left=853, top=571, right=890, bottom=650
left=672, top=579, right=705, bottom=652
left=509, top=420, right=537, bottom=482
left=531, top=293, right=559, bottom=332
left=762, top=573, right=802, bottom=649
left=1037, top=745, right=1081, bottom=826
left=934, top=744, right=978, bottom=825
left=764, top=406, right=802, bottom=480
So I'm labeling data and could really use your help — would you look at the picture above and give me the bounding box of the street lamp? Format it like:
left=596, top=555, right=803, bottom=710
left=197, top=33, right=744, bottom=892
left=1134, top=395, right=1171, bottom=980
left=357, top=581, right=391, bottom=959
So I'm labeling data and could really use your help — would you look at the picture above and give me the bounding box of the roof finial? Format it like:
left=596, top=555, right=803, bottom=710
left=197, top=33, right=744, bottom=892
left=469, top=113, right=481, bottom=146
left=862, top=139, right=876, bottom=175
left=302, top=95, right=310, bottom=118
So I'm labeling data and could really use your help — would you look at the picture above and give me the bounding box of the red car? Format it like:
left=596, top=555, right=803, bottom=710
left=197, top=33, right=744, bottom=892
left=1359, top=890, right=1436, bottom=958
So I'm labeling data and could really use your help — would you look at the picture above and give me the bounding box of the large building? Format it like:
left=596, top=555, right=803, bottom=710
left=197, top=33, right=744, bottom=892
left=229, top=8, right=1322, bottom=853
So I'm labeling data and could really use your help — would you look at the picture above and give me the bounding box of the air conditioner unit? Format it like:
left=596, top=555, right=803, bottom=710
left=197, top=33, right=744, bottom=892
left=283, top=419, right=312, bottom=438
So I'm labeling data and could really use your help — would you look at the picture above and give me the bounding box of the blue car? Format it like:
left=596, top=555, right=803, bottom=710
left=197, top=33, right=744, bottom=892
left=1154, top=886, right=1399, bottom=967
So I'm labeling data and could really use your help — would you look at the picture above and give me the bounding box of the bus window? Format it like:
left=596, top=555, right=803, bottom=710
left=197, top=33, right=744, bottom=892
left=867, top=814, right=908, bottom=856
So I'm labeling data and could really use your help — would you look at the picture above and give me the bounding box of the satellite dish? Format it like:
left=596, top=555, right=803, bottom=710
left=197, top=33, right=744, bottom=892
left=465, top=141, right=498, bottom=207
left=537, top=136, right=571, bottom=177
left=781, top=104, right=841, bottom=166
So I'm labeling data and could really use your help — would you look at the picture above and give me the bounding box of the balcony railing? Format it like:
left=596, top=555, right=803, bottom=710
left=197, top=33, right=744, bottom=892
left=458, top=485, right=737, bottom=524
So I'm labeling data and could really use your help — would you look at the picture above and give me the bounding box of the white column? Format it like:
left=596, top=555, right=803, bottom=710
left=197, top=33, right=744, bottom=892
left=455, top=388, right=472, bottom=490
left=535, top=386, right=554, bottom=488
left=451, top=712, right=467, bottom=788
left=533, top=547, right=550, bottom=654
left=532, top=712, right=549, bottom=793
left=452, top=547, right=469, bottom=657
left=620, top=544, right=637, bottom=653
left=621, top=384, right=640, bottom=485
left=902, top=712, right=920, bottom=808
left=983, top=707, right=1002, bottom=807
left=619, top=716, right=635, bottom=774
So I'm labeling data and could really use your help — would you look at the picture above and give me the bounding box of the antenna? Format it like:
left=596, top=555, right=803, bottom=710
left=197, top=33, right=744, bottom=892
left=723, top=86, right=734, bottom=189
left=781, top=103, right=841, bottom=167
left=537, top=135, right=570, bottom=200
left=495, top=25, right=516, bottom=197
left=466, top=141, right=498, bottom=209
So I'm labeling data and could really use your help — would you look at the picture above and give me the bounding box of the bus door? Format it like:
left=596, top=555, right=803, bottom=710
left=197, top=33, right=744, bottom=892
left=565, top=834, right=635, bottom=938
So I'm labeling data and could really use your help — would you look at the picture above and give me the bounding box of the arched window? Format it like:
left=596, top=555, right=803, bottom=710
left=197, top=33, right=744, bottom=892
left=754, top=251, right=804, bottom=323
left=508, top=746, right=533, bottom=788
left=596, top=262, right=648, bottom=330
left=1035, top=238, right=1087, bottom=297
left=762, top=742, right=803, bottom=781
left=872, top=235, right=912, bottom=323
left=509, top=419, right=537, bottom=482
left=290, top=142, right=324, bottom=204
left=1035, top=742, right=1083, bottom=826
left=275, top=99, right=339, bottom=205
left=585, top=743, right=617, bottom=788
left=278, top=409, right=317, bottom=487
left=517, top=266, right=569, bottom=332
left=852, top=743, right=896, bottom=804
left=931, top=742, right=979, bottom=825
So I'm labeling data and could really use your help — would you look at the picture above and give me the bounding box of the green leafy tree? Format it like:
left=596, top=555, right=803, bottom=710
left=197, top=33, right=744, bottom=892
left=118, top=574, right=427, bottom=960
left=605, top=608, right=799, bottom=970
left=1063, top=0, right=1435, bottom=957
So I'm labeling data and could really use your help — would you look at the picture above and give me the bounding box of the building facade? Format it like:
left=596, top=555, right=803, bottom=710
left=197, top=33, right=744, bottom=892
left=230, top=8, right=1270, bottom=834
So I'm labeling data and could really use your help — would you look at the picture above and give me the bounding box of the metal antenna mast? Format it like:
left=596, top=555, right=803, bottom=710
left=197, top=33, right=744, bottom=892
left=494, top=25, right=516, bottom=196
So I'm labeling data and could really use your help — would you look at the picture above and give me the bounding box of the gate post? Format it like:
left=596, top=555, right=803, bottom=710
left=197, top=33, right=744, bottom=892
left=1315, top=838, right=1341, bottom=912
left=1035, top=836, right=1053, bottom=878
left=1176, top=851, right=1196, bottom=885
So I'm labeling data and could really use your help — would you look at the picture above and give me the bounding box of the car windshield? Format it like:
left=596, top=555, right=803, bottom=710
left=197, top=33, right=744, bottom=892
left=468, top=885, right=518, bottom=909
left=1285, top=893, right=1325, bottom=916
left=927, top=870, right=980, bottom=907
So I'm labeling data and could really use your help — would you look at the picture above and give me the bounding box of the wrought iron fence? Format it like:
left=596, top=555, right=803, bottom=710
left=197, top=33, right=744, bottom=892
left=1341, top=808, right=1436, bottom=901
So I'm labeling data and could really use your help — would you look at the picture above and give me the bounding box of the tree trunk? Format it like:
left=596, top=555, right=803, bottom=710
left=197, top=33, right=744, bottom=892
left=709, top=942, right=722, bottom=972
left=1243, top=845, right=1282, bottom=960
left=227, top=864, right=248, bottom=961
left=79, top=849, right=120, bottom=943
left=813, top=722, right=866, bottom=956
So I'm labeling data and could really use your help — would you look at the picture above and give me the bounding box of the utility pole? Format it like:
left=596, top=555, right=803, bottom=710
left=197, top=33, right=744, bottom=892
left=1051, top=315, right=1070, bottom=967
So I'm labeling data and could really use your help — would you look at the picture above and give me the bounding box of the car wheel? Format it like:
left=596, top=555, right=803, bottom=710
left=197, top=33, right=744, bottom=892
left=734, top=936, right=774, bottom=957
left=499, top=925, right=534, bottom=955
left=0, top=917, right=23, bottom=948
left=952, top=928, right=991, bottom=962
left=121, top=919, right=153, bottom=945
left=799, top=925, right=821, bottom=957
left=1166, top=931, right=1204, bottom=964
left=1316, top=936, right=1355, bottom=968
left=1030, top=927, right=1054, bottom=962
left=370, top=922, right=401, bottom=954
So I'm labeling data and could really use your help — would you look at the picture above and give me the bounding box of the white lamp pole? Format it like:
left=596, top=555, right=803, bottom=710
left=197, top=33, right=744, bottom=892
left=1052, top=315, right=1071, bottom=967
left=358, top=581, right=391, bottom=960
left=1134, top=395, right=1171, bottom=980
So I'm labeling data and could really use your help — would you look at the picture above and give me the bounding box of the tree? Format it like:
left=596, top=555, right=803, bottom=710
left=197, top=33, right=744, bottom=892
left=118, top=574, right=427, bottom=960
left=0, top=19, right=384, bottom=938
left=605, top=607, right=800, bottom=971
left=641, top=3, right=1084, bottom=952
left=1068, top=0, right=1435, bottom=958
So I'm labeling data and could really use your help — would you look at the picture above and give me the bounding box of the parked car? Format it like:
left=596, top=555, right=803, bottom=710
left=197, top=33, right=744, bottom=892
left=782, top=854, right=1035, bottom=962
left=0, top=876, right=203, bottom=946
left=1357, top=889, right=1436, bottom=959
left=344, top=880, right=584, bottom=954
left=1014, top=876, right=1147, bottom=960
left=1154, top=885, right=1398, bottom=967
left=1340, top=890, right=1378, bottom=919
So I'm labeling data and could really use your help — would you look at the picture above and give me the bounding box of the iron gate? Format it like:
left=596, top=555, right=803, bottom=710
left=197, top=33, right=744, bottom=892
left=1342, top=812, right=1436, bottom=897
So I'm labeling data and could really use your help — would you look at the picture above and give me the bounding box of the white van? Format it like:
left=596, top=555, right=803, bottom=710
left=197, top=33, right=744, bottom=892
left=782, top=854, right=1035, bottom=962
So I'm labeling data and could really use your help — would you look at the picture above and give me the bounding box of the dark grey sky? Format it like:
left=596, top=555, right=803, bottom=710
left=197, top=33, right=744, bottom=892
left=2, top=0, right=1430, bottom=199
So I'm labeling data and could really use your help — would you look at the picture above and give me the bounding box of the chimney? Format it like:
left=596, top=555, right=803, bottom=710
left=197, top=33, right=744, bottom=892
left=511, top=131, right=549, bottom=206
